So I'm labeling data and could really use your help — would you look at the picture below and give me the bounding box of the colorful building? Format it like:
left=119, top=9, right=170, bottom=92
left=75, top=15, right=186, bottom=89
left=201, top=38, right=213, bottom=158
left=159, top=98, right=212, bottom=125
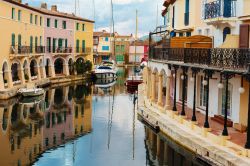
left=129, top=40, right=148, bottom=63
left=93, top=30, right=114, bottom=64
left=0, top=0, right=94, bottom=99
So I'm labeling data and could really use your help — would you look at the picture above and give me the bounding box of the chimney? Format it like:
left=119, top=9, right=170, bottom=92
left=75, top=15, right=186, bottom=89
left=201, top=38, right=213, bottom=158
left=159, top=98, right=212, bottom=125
left=12, top=0, right=22, bottom=3
left=51, top=5, right=57, bottom=12
left=41, top=3, right=47, bottom=9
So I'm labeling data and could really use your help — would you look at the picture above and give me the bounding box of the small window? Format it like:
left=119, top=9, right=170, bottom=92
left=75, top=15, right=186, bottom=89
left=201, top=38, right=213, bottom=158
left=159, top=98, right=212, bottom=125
left=76, top=23, right=79, bottom=30
left=40, top=17, right=42, bottom=26
left=102, top=46, right=109, bottom=51
left=186, top=32, right=191, bottom=37
left=179, top=33, right=183, bottom=37
left=35, top=15, right=38, bottom=25
left=198, top=29, right=202, bottom=35
left=105, top=37, right=108, bottom=41
left=11, top=33, right=15, bottom=46
left=30, top=14, right=33, bottom=24
left=54, top=19, right=58, bottom=28
left=47, top=18, right=50, bottom=27
left=82, top=24, right=85, bottom=31
left=18, top=10, right=21, bottom=21
left=62, top=21, right=66, bottom=29
left=12, top=8, right=15, bottom=19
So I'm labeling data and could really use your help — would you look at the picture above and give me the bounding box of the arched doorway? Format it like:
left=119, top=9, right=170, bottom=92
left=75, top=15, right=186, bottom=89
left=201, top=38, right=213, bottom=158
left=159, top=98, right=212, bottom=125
left=2, top=62, right=9, bottom=88
left=223, top=27, right=231, bottom=42
left=75, top=58, right=85, bottom=75
left=30, top=59, right=38, bottom=79
left=54, top=58, right=64, bottom=75
left=11, top=62, right=21, bottom=83
left=68, top=58, right=74, bottom=75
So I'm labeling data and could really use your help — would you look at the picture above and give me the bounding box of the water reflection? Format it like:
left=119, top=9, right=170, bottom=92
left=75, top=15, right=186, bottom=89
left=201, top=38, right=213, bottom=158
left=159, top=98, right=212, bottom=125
left=0, top=82, right=92, bottom=166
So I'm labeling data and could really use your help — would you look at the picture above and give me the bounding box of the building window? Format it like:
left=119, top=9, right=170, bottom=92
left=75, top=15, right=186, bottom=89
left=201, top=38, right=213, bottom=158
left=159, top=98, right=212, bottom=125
left=198, top=76, right=207, bottom=109
left=40, top=36, right=42, bottom=46
left=30, top=36, right=33, bottom=53
left=184, top=0, right=190, bottom=26
left=35, top=15, right=38, bottom=25
left=47, top=18, right=50, bottom=27
left=82, top=40, right=85, bottom=52
left=18, top=10, right=21, bottom=21
left=30, top=14, right=33, bottom=24
left=76, top=40, right=80, bottom=53
left=179, top=33, right=183, bottom=37
left=186, top=32, right=191, bottom=37
left=11, top=33, right=15, bottom=46
left=223, top=27, right=231, bottom=42
left=82, top=24, right=85, bottom=31
left=76, top=23, right=79, bottom=30
left=62, top=21, right=67, bottom=29
left=54, top=19, right=58, bottom=28
left=102, top=46, right=109, bottom=51
left=198, top=29, right=202, bottom=35
left=12, top=8, right=15, bottom=19
left=40, top=17, right=42, bottom=26
left=116, top=45, right=120, bottom=52
left=105, top=37, right=109, bottom=41
left=121, top=45, right=125, bottom=52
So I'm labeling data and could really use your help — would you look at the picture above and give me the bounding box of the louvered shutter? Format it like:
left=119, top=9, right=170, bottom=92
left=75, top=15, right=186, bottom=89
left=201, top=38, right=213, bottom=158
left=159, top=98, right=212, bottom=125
left=239, top=24, right=249, bottom=48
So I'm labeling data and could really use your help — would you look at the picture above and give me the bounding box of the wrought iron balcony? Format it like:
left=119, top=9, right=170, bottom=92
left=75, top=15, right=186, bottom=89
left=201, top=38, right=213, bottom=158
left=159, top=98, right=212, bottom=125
left=150, top=47, right=250, bottom=72
left=46, top=47, right=73, bottom=54
left=203, top=0, right=236, bottom=20
left=75, top=47, right=92, bottom=54
left=10, top=45, right=45, bottom=54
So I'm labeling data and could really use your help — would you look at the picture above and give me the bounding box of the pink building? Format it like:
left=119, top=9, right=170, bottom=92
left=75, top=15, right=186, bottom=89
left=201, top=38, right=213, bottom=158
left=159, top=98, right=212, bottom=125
left=129, top=40, right=149, bottom=63
left=39, top=4, right=75, bottom=77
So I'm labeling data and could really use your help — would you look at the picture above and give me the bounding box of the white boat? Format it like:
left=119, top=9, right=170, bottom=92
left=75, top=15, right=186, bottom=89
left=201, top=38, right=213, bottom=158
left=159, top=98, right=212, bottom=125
left=94, top=60, right=117, bottom=79
left=18, top=88, right=45, bottom=97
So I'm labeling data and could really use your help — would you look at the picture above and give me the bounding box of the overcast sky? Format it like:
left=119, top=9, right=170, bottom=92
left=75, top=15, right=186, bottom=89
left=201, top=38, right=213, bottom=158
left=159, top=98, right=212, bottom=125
left=24, top=0, right=164, bottom=37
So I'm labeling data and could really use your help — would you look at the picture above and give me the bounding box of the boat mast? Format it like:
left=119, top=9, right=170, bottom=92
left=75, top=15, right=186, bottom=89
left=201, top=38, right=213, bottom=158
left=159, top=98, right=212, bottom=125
left=110, top=0, right=116, bottom=62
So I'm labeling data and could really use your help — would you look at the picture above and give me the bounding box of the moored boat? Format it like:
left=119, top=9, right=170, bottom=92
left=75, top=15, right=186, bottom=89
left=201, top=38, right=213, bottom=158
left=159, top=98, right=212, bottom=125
left=18, top=88, right=45, bottom=97
left=94, top=60, right=117, bottom=79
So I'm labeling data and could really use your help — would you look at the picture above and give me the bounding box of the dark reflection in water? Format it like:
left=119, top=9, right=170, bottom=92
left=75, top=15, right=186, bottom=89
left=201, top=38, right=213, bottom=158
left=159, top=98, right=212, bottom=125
left=0, top=67, right=208, bottom=166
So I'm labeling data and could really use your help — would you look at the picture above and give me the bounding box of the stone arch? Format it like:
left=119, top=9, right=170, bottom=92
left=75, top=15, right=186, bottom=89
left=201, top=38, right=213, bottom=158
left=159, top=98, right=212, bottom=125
left=54, top=57, right=65, bottom=75
left=68, top=58, right=74, bottom=75
left=30, top=59, right=38, bottom=79
left=11, top=60, right=22, bottom=83
left=2, top=61, right=10, bottom=88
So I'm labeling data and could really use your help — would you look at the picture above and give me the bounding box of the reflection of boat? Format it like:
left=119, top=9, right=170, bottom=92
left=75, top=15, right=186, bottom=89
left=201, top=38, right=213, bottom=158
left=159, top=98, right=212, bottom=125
left=94, top=60, right=117, bottom=79
left=18, top=88, right=45, bottom=97
left=19, top=95, right=44, bottom=106
left=125, top=76, right=143, bottom=94
left=94, top=78, right=116, bottom=88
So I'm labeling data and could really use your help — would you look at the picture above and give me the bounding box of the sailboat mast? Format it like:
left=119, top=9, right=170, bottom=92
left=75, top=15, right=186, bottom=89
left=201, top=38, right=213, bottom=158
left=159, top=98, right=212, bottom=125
left=134, top=10, right=138, bottom=66
left=110, top=0, right=116, bottom=62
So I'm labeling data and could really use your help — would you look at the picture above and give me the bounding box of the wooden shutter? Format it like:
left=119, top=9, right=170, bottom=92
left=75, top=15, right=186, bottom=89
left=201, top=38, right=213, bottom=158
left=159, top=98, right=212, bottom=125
left=239, top=24, right=249, bottom=48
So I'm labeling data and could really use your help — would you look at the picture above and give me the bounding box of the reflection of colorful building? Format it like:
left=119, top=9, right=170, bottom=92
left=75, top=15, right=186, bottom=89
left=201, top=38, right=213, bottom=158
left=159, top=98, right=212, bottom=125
left=0, top=100, right=44, bottom=166
left=0, top=83, right=93, bottom=165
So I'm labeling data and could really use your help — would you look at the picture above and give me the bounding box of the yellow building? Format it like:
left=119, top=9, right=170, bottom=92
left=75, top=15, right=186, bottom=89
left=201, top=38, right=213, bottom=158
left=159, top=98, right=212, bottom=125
left=75, top=20, right=94, bottom=64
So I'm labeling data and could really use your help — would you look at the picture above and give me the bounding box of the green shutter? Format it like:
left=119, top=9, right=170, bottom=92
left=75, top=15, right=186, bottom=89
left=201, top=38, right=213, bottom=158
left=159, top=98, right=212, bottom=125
left=40, top=17, right=42, bottom=26
left=30, top=14, right=33, bottom=24
left=35, top=15, right=37, bottom=24
left=55, top=20, right=58, bottom=28
left=47, top=18, right=50, bottom=27
left=76, top=40, right=79, bottom=53
left=82, top=40, right=85, bottom=52
left=18, top=10, right=21, bottom=21
left=53, top=38, right=56, bottom=52
left=18, top=35, right=21, bottom=46
left=12, top=8, right=15, bottom=19
left=11, top=34, right=15, bottom=46
left=82, top=24, right=85, bottom=31
left=65, top=39, right=68, bottom=48
left=30, top=36, right=33, bottom=53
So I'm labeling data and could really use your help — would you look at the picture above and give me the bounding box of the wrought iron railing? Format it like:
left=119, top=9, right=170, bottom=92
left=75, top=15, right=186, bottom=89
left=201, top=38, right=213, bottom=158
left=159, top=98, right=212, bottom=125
left=75, top=47, right=92, bottom=54
left=10, top=46, right=45, bottom=54
left=46, top=47, right=73, bottom=54
left=150, top=47, right=250, bottom=71
left=203, top=0, right=236, bottom=19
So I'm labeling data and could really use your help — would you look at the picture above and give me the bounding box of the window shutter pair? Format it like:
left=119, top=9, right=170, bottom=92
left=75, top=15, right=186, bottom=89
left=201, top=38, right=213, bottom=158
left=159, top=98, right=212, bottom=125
left=239, top=24, right=250, bottom=48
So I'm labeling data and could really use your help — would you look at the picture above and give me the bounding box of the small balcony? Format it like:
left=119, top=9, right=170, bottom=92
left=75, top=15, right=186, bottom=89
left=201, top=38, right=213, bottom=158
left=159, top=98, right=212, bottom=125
left=46, top=47, right=73, bottom=55
left=10, top=45, right=45, bottom=57
left=75, top=47, right=92, bottom=56
left=203, top=0, right=237, bottom=24
left=150, top=47, right=250, bottom=72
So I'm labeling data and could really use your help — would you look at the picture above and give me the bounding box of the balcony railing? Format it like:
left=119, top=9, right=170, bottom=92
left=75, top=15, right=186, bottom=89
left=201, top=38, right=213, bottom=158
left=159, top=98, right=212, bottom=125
left=75, top=47, right=92, bottom=54
left=150, top=47, right=250, bottom=71
left=203, top=0, right=236, bottom=20
left=10, top=46, right=45, bottom=54
left=46, top=47, right=73, bottom=54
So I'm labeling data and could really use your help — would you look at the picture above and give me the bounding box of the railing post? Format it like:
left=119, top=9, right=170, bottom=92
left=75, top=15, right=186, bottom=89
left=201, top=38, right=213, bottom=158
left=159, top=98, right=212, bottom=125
left=204, top=69, right=213, bottom=128
left=191, top=68, right=199, bottom=122
left=181, top=66, right=188, bottom=116
left=173, top=65, right=179, bottom=112
left=245, top=73, right=250, bottom=149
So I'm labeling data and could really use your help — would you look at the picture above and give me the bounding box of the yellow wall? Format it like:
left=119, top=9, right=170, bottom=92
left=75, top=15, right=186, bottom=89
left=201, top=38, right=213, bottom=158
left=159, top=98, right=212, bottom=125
left=75, top=21, right=94, bottom=63
left=0, top=1, right=44, bottom=67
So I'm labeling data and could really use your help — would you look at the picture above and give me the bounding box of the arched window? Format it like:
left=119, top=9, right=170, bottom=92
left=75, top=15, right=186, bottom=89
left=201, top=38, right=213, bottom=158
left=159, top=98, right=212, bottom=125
left=223, top=27, right=231, bottom=42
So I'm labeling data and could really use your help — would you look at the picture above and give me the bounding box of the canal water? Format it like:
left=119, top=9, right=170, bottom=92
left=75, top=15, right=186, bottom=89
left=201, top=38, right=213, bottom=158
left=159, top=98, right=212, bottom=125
left=0, top=67, right=208, bottom=166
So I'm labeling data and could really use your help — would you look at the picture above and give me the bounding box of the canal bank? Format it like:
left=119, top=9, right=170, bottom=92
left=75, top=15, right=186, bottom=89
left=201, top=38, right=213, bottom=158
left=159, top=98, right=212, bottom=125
left=138, top=84, right=250, bottom=166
